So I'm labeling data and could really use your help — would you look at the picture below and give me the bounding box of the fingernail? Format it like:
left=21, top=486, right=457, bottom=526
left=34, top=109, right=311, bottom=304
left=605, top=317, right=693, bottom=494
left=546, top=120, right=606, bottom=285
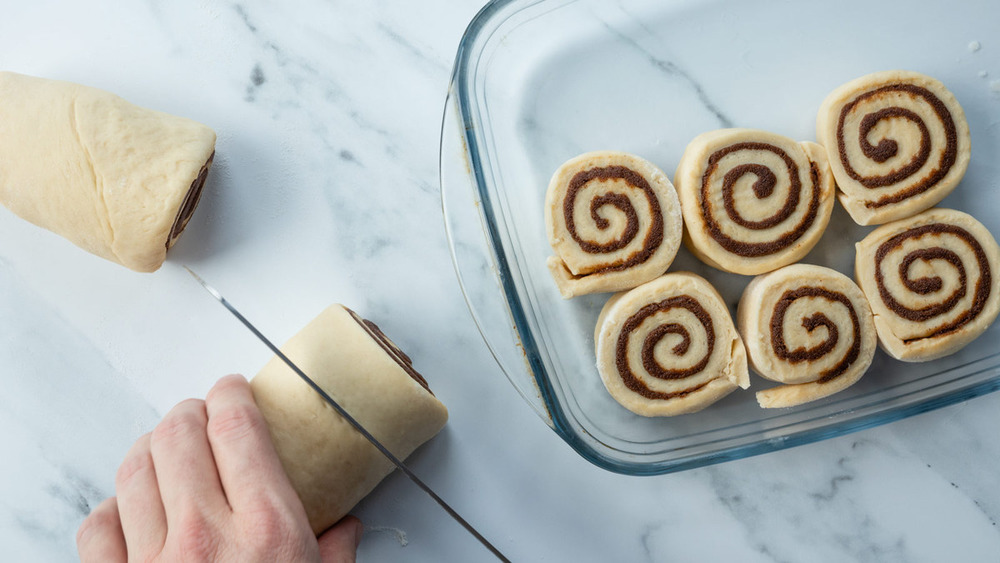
left=353, top=518, right=364, bottom=548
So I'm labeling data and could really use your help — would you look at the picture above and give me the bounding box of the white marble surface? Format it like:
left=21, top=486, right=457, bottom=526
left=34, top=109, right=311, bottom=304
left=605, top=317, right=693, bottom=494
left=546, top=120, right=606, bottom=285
left=1, top=1, right=999, bottom=561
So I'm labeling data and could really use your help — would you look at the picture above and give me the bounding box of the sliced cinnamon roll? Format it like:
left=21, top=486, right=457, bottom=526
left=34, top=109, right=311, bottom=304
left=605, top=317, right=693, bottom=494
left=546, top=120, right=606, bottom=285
left=817, top=70, right=971, bottom=226
left=594, top=272, right=749, bottom=417
left=673, top=129, right=836, bottom=276
left=855, top=208, right=1000, bottom=362
left=251, top=305, right=448, bottom=534
left=737, top=264, right=877, bottom=408
left=545, top=152, right=683, bottom=298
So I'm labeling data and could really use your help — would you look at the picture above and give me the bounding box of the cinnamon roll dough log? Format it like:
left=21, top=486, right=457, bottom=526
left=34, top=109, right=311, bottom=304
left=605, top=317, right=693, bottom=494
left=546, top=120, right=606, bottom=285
left=737, top=264, right=877, bottom=408
left=673, top=129, right=835, bottom=276
left=855, top=208, right=1000, bottom=362
left=545, top=151, right=682, bottom=298
left=0, top=72, right=215, bottom=272
left=595, top=272, right=749, bottom=417
left=817, top=70, right=971, bottom=226
left=250, top=305, right=448, bottom=535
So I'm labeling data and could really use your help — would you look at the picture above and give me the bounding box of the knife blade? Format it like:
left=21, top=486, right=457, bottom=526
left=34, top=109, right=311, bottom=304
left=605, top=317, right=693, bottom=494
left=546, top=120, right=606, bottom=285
left=184, top=267, right=509, bottom=562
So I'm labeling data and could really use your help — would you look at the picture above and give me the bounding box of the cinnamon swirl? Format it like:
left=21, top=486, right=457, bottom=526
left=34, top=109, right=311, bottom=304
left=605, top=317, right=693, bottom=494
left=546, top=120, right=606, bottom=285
left=594, top=272, right=749, bottom=416
left=855, top=208, right=1000, bottom=361
left=738, top=264, right=877, bottom=408
left=673, top=129, right=835, bottom=275
left=817, top=70, right=971, bottom=225
left=545, top=152, right=683, bottom=298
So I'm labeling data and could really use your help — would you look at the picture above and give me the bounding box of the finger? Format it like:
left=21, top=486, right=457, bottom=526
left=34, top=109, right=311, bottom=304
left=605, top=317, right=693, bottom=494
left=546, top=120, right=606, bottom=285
left=77, top=497, right=127, bottom=563
left=318, top=516, right=362, bottom=563
left=114, top=434, right=167, bottom=557
left=204, top=374, right=301, bottom=513
left=149, top=398, right=228, bottom=522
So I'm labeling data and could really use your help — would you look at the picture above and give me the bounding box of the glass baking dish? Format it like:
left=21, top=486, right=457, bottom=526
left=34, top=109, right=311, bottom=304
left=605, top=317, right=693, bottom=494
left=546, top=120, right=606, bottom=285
left=440, top=0, right=1000, bottom=475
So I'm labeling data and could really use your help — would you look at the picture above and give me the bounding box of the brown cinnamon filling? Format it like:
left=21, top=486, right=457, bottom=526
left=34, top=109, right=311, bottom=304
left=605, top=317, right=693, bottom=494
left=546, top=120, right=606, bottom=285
left=770, top=287, right=861, bottom=384
left=874, top=223, right=991, bottom=342
left=563, top=165, right=664, bottom=273
left=836, top=84, right=958, bottom=208
left=700, top=143, right=820, bottom=257
left=615, top=296, right=716, bottom=400
left=167, top=151, right=214, bottom=248
left=345, top=307, right=432, bottom=393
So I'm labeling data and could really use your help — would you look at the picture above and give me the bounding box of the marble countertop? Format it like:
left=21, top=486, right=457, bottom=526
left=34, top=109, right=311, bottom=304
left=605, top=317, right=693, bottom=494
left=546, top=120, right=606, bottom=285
left=2, top=1, right=999, bottom=561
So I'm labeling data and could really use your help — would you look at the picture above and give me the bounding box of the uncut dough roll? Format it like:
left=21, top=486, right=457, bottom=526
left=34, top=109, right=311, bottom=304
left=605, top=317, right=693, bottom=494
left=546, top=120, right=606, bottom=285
left=855, top=208, right=1000, bottom=362
left=250, top=305, right=448, bottom=535
left=816, top=70, right=971, bottom=226
left=673, top=129, right=835, bottom=276
left=0, top=72, right=216, bottom=272
left=594, top=272, right=749, bottom=417
left=545, top=151, right=683, bottom=298
left=737, top=264, right=877, bottom=409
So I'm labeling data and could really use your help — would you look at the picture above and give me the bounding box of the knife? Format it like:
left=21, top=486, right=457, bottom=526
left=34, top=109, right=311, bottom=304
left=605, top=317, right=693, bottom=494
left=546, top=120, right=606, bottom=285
left=185, top=267, right=509, bottom=562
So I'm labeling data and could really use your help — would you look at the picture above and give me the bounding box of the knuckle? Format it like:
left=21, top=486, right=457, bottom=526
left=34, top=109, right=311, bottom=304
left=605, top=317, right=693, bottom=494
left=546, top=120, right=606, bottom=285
left=206, top=402, right=264, bottom=442
left=151, top=400, right=207, bottom=446
left=239, top=498, right=302, bottom=552
left=115, top=445, right=152, bottom=489
left=76, top=511, right=103, bottom=546
left=172, top=509, right=220, bottom=562
left=76, top=498, right=120, bottom=551
left=206, top=374, right=247, bottom=403
left=75, top=517, right=92, bottom=546
left=238, top=493, right=312, bottom=548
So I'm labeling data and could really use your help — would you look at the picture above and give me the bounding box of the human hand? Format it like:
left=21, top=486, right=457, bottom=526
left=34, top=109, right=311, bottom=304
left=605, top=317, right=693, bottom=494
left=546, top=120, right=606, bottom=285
left=76, top=374, right=362, bottom=562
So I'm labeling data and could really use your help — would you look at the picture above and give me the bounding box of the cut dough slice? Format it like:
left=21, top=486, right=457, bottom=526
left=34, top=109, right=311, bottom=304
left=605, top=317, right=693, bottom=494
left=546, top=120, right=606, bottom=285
left=545, top=151, right=682, bottom=298
left=854, top=208, right=1000, bottom=362
left=673, top=129, right=835, bottom=275
left=737, top=264, right=877, bottom=408
left=594, top=272, right=749, bottom=417
left=250, top=305, right=448, bottom=535
left=816, top=70, right=971, bottom=225
left=0, top=72, right=216, bottom=272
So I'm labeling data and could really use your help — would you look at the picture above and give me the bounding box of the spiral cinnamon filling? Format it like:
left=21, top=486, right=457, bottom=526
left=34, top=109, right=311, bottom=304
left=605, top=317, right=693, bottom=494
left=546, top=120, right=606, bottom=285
left=168, top=151, right=214, bottom=248
left=874, top=223, right=991, bottom=342
left=346, top=308, right=432, bottom=393
left=770, top=287, right=861, bottom=384
left=700, top=142, right=821, bottom=257
left=836, top=84, right=958, bottom=209
left=615, top=296, right=715, bottom=400
left=564, top=165, right=664, bottom=272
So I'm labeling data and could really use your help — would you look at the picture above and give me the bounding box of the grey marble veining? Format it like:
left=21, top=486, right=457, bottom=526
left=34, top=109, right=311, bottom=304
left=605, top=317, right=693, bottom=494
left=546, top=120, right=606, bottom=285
left=0, top=260, right=159, bottom=560
left=598, top=20, right=734, bottom=129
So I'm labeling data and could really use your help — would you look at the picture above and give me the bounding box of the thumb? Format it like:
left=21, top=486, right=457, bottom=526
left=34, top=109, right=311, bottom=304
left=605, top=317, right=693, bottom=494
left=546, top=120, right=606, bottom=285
left=318, top=515, right=363, bottom=563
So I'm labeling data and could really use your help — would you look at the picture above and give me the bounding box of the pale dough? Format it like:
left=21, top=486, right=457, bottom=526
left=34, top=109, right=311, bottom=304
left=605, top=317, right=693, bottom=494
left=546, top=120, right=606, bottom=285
left=854, top=208, right=1000, bottom=362
left=0, top=72, right=216, bottom=272
left=816, top=70, right=971, bottom=226
left=250, top=305, right=448, bottom=535
left=545, top=151, right=683, bottom=298
left=594, top=272, right=749, bottom=417
left=737, top=264, right=876, bottom=408
left=673, top=129, right=835, bottom=276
